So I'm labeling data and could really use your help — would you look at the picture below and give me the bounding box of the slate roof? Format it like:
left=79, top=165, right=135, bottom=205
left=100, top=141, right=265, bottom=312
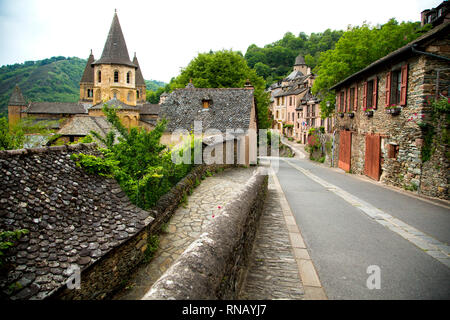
left=330, top=21, right=450, bottom=90
left=133, top=55, right=146, bottom=86
left=0, top=144, right=152, bottom=300
left=92, top=12, right=136, bottom=68
left=25, top=102, right=87, bottom=115
left=57, top=115, right=114, bottom=137
left=301, top=90, right=320, bottom=104
left=294, top=54, right=306, bottom=66
left=89, top=98, right=140, bottom=111
left=159, top=88, right=255, bottom=133
left=274, top=86, right=307, bottom=98
left=283, top=70, right=305, bottom=82
left=8, top=85, right=27, bottom=106
left=80, top=52, right=95, bottom=84
left=139, top=103, right=159, bottom=115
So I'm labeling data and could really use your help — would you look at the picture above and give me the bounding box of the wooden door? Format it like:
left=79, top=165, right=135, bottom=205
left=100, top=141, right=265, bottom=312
left=338, top=130, right=352, bottom=172
left=365, top=133, right=381, bottom=180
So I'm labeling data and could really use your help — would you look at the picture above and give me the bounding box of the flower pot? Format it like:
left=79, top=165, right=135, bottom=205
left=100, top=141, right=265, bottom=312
left=347, top=112, right=355, bottom=118
left=386, top=107, right=401, bottom=115
left=364, top=110, right=374, bottom=117
left=339, top=113, right=344, bottom=118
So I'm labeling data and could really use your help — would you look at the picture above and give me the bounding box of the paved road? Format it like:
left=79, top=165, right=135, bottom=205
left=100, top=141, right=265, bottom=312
left=266, top=144, right=450, bottom=300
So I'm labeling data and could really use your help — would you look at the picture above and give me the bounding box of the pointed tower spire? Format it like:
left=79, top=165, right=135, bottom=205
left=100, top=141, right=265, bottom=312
left=80, top=50, right=95, bottom=84
left=92, top=11, right=136, bottom=68
left=132, top=54, right=146, bottom=86
left=8, top=85, right=27, bottom=106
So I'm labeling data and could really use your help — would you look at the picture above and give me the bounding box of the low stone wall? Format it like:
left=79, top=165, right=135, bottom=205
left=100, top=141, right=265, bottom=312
left=52, top=163, right=234, bottom=300
left=143, top=167, right=268, bottom=300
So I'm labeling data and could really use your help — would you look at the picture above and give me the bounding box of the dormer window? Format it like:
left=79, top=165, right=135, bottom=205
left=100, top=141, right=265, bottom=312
left=114, top=70, right=119, bottom=83
left=202, top=100, right=211, bottom=109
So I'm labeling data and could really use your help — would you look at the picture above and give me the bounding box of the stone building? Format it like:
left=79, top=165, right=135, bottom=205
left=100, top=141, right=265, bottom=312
left=268, top=53, right=332, bottom=143
left=421, top=0, right=449, bottom=27
left=7, top=11, right=159, bottom=143
left=159, top=81, right=258, bottom=166
left=330, top=21, right=450, bottom=199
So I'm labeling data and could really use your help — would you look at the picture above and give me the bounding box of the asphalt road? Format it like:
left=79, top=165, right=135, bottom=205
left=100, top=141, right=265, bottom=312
left=268, top=155, right=450, bottom=300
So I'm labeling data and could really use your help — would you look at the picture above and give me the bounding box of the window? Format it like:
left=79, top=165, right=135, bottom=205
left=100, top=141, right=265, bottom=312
left=114, top=71, right=119, bottom=83
left=127, top=91, right=132, bottom=102
left=363, top=78, right=377, bottom=110
left=339, top=91, right=345, bottom=112
left=386, top=65, right=408, bottom=107
left=282, top=96, right=285, bottom=105
left=98, top=71, right=101, bottom=83
left=127, top=71, right=131, bottom=84
left=349, top=87, right=355, bottom=110
left=87, top=89, right=93, bottom=98
left=289, top=97, right=293, bottom=106
left=292, top=112, right=294, bottom=121
left=202, top=100, right=211, bottom=109
left=137, top=90, right=140, bottom=99
left=388, top=144, right=399, bottom=159
left=113, top=91, right=117, bottom=99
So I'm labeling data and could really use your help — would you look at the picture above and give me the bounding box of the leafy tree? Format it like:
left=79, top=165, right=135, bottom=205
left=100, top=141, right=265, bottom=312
left=168, top=50, right=271, bottom=129
left=0, top=116, right=59, bottom=150
left=312, top=19, right=432, bottom=117
left=244, top=29, right=344, bottom=85
left=72, top=104, right=195, bottom=209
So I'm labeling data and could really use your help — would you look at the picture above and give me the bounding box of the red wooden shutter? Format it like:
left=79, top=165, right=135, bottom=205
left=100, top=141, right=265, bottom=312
left=372, top=77, right=378, bottom=110
left=385, top=71, right=391, bottom=107
left=337, top=92, right=341, bottom=112
left=400, top=64, right=408, bottom=106
left=354, top=85, right=358, bottom=111
left=343, top=89, right=346, bottom=112
left=363, top=82, right=367, bottom=110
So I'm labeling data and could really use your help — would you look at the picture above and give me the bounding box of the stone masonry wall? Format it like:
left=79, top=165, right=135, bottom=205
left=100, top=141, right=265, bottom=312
left=143, top=168, right=268, bottom=300
left=334, top=49, right=449, bottom=199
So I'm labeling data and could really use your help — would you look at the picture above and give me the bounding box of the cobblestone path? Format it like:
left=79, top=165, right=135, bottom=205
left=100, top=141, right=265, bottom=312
left=113, top=166, right=256, bottom=300
left=239, top=173, right=305, bottom=300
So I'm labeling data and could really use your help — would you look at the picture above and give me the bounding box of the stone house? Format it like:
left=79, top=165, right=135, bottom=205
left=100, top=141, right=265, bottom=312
left=330, top=21, right=450, bottom=199
left=268, top=53, right=332, bottom=143
left=159, top=81, right=258, bottom=166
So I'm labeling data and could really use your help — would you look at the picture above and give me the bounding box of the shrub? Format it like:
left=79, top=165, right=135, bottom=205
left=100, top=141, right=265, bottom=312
left=71, top=104, right=195, bottom=210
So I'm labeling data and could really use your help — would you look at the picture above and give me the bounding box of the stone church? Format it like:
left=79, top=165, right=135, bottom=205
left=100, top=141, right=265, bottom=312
left=7, top=11, right=159, bottom=143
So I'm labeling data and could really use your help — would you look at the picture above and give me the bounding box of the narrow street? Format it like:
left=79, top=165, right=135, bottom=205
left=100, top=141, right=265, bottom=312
left=263, top=141, right=450, bottom=299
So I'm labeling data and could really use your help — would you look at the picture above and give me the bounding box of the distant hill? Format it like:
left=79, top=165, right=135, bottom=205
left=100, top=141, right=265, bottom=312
left=0, top=56, right=166, bottom=116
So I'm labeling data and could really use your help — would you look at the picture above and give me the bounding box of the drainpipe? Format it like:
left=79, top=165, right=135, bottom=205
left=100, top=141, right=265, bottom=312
left=411, top=44, right=450, bottom=62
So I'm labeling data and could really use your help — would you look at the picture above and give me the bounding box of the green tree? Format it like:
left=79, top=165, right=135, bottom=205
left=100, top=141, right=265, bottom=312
left=169, top=50, right=271, bottom=128
left=0, top=116, right=59, bottom=150
left=312, top=19, right=431, bottom=117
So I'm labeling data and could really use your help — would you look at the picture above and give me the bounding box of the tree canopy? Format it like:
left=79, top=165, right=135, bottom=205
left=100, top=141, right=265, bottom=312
left=312, top=19, right=432, bottom=117
left=244, top=29, right=344, bottom=85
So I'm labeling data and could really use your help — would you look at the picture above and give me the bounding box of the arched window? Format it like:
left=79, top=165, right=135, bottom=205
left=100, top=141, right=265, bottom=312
left=127, top=71, right=131, bottom=84
left=98, top=71, right=101, bottom=83
left=114, top=70, right=119, bottom=83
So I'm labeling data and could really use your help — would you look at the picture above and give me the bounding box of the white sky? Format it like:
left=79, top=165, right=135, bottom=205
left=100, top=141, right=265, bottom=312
left=0, top=0, right=443, bottom=83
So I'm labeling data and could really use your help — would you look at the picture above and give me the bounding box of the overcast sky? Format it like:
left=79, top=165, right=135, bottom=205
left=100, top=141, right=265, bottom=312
left=0, top=0, right=443, bottom=83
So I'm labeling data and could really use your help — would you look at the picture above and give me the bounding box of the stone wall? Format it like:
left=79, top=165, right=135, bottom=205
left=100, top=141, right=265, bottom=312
left=0, top=137, right=248, bottom=300
left=143, top=168, right=268, bottom=300
left=334, top=49, right=449, bottom=199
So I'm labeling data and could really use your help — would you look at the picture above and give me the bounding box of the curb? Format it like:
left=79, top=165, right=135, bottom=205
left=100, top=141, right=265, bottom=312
left=269, top=168, right=327, bottom=300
